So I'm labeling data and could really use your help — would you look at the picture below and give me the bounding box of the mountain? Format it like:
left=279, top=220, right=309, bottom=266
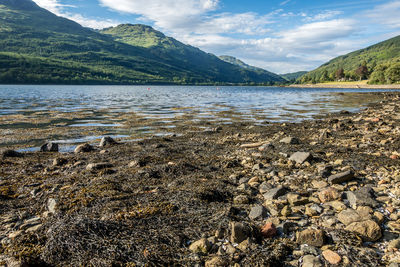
left=218, top=55, right=285, bottom=82
left=0, top=0, right=284, bottom=85
left=299, top=35, right=400, bottom=84
left=280, top=71, right=308, bottom=82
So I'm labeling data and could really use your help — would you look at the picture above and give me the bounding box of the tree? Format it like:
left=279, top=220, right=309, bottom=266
left=335, top=68, right=345, bottom=80
left=385, top=63, right=400, bottom=84
left=355, top=65, right=369, bottom=80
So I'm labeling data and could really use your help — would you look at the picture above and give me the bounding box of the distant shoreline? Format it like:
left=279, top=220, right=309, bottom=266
left=288, top=83, right=400, bottom=89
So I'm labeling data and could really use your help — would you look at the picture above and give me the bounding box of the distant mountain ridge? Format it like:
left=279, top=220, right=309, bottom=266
left=0, top=0, right=284, bottom=85
left=280, top=71, right=308, bottom=82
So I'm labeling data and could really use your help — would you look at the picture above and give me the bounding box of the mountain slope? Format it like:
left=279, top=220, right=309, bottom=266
left=299, top=35, right=400, bottom=84
left=280, top=71, right=308, bottom=82
left=218, top=55, right=285, bottom=82
left=100, top=24, right=285, bottom=84
left=0, top=1, right=283, bottom=85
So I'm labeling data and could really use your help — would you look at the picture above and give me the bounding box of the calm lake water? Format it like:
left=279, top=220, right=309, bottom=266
left=0, top=85, right=396, bottom=151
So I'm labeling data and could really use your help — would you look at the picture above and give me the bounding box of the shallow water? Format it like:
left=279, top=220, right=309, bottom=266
left=0, top=85, right=397, bottom=150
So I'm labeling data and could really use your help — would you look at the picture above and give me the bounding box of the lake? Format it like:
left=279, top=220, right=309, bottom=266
left=0, top=85, right=396, bottom=151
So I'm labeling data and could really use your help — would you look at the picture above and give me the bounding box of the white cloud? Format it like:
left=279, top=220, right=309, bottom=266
left=365, top=1, right=400, bottom=28
left=32, top=0, right=119, bottom=29
left=303, top=10, right=343, bottom=22
left=99, top=0, right=219, bottom=29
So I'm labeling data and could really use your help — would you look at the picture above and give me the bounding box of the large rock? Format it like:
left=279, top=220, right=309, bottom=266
left=40, top=142, right=58, bottom=152
left=346, top=187, right=378, bottom=208
left=249, top=205, right=268, bottom=220
left=230, top=222, right=250, bottom=244
left=296, top=228, right=325, bottom=247
left=328, top=170, right=355, bottom=184
left=289, top=152, right=312, bottom=164
left=345, top=220, right=381, bottom=242
left=263, top=186, right=286, bottom=200
left=99, top=136, right=117, bottom=147
left=337, top=209, right=362, bottom=225
left=74, top=143, right=94, bottom=153
left=189, top=238, right=211, bottom=253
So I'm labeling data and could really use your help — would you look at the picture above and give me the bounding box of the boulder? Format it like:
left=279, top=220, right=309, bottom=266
left=346, top=187, right=378, bottom=208
left=318, top=187, right=341, bottom=203
left=189, top=238, right=211, bottom=253
left=2, top=150, right=22, bottom=158
left=337, top=209, right=362, bottom=225
left=86, top=162, right=113, bottom=171
left=322, top=249, right=341, bottom=265
left=230, top=222, right=250, bottom=243
left=261, top=222, right=277, bottom=238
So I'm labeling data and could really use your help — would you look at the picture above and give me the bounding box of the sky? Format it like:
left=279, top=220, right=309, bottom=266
left=31, top=0, right=400, bottom=74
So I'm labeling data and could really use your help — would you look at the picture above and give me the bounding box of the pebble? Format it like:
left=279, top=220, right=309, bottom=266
left=189, top=238, right=211, bottom=253
left=205, top=257, right=227, bottom=267
left=318, top=187, right=341, bottom=203
left=263, top=186, right=286, bottom=200
left=230, top=222, right=250, bottom=243
left=302, top=255, right=322, bottom=267
left=86, top=162, right=113, bottom=171
left=40, top=142, right=59, bottom=152
left=280, top=137, right=300, bottom=144
left=345, top=220, right=382, bottom=242
left=248, top=205, right=267, bottom=220
left=261, top=222, right=277, bottom=238
left=296, top=229, right=325, bottom=247
left=74, top=143, right=94, bottom=153
left=337, top=209, right=362, bottom=225
left=99, top=136, right=117, bottom=147
left=322, top=249, right=341, bottom=265
left=289, top=152, right=312, bottom=164
left=328, top=170, right=355, bottom=184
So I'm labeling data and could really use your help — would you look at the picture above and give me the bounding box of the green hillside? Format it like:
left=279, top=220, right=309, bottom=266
left=299, top=35, right=400, bottom=84
left=0, top=0, right=283, bottom=85
left=218, top=55, right=285, bottom=82
left=280, top=71, right=308, bottom=82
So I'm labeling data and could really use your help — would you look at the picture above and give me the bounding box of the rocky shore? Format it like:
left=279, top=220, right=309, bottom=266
left=1, top=92, right=400, bottom=266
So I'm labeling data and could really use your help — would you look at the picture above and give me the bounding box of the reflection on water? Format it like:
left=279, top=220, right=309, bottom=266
left=0, top=85, right=397, bottom=150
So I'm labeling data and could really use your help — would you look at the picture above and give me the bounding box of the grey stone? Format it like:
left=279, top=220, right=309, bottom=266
left=248, top=205, right=268, bottom=220
left=328, top=170, right=355, bottom=184
left=99, top=136, right=117, bottom=147
left=86, top=162, right=113, bottom=171
left=263, top=186, right=286, bottom=200
left=259, top=182, right=272, bottom=194
left=40, top=142, right=59, bottom=152
left=346, top=187, right=378, bottom=207
left=289, top=152, right=312, bottom=164
left=337, top=209, right=362, bottom=225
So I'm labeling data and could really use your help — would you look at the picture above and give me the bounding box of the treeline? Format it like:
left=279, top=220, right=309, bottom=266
left=298, top=59, right=400, bottom=84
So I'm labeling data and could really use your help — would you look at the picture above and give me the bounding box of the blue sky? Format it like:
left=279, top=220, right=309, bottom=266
left=32, top=0, right=400, bottom=73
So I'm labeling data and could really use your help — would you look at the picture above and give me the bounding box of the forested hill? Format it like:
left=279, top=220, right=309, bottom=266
left=0, top=0, right=284, bottom=85
left=298, top=35, right=400, bottom=84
